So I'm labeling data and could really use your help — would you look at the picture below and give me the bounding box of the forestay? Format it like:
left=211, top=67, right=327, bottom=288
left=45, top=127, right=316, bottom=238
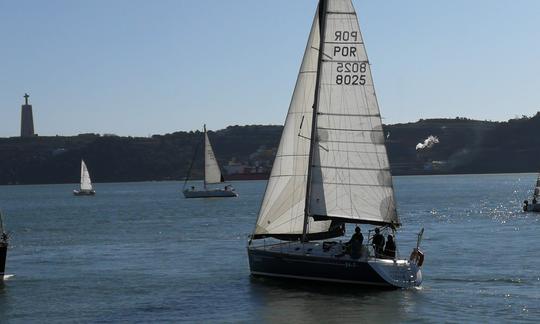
left=308, top=0, right=399, bottom=226
left=80, top=160, right=93, bottom=191
left=204, top=128, right=223, bottom=184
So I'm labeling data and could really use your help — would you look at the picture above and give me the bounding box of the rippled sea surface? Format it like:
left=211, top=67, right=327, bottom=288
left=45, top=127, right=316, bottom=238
left=0, top=174, right=539, bottom=323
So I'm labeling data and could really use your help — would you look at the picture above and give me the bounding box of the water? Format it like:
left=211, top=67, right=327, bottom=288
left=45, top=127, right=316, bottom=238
left=0, top=174, right=539, bottom=322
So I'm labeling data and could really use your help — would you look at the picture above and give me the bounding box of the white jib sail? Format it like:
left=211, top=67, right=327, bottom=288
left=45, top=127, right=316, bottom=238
left=204, top=128, right=223, bottom=184
left=254, top=7, right=333, bottom=237
left=308, top=0, right=399, bottom=226
left=80, top=160, right=93, bottom=191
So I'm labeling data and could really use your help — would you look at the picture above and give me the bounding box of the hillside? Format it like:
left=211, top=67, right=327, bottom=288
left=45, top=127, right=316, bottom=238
left=1, top=115, right=540, bottom=185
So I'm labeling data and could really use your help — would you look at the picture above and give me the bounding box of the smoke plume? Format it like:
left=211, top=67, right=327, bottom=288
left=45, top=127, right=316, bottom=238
left=416, top=135, right=439, bottom=150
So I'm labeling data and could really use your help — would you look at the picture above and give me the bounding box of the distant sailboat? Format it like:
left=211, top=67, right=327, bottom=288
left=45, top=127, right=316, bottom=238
left=183, top=125, right=237, bottom=198
left=73, top=160, right=96, bottom=196
left=523, top=173, right=540, bottom=212
left=247, top=0, right=424, bottom=288
left=0, top=210, right=9, bottom=279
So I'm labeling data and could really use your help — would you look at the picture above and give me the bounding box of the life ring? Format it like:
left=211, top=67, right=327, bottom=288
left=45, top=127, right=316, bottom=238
left=409, top=248, right=424, bottom=267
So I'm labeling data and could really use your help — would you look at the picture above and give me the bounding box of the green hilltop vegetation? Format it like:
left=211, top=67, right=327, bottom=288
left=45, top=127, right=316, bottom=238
left=1, top=114, right=540, bottom=185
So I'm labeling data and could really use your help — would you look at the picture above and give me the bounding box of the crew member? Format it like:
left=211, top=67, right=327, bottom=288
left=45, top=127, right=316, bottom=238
left=348, top=226, right=364, bottom=259
left=372, top=228, right=385, bottom=257
left=384, top=234, right=396, bottom=259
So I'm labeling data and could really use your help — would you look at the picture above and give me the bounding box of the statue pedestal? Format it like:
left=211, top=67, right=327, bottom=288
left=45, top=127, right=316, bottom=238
left=21, top=104, right=35, bottom=137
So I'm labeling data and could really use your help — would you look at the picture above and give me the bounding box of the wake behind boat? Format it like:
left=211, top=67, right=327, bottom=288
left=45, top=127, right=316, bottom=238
left=523, top=173, right=540, bottom=212
left=183, top=125, right=237, bottom=198
left=73, top=160, right=96, bottom=196
left=247, top=0, right=424, bottom=288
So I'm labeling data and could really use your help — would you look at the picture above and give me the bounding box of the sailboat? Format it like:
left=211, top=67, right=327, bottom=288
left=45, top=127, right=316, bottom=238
left=0, top=210, right=9, bottom=279
left=183, top=125, right=237, bottom=198
left=247, top=0, right=424, bottom=288
left=73, top=160, right=96, bottom=196
left=523, top=173, right=540, bottom=212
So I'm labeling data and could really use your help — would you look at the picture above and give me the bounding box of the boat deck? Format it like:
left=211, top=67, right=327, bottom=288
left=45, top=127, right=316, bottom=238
left=250, top=240, right=408, bottom=266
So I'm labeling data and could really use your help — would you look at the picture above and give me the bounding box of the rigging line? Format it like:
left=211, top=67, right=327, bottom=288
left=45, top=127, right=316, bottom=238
left=310, top=46, right=333, bottom=60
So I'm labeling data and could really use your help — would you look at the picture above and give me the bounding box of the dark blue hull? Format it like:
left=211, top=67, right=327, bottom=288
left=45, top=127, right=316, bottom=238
left=183, top=189, right=237, bottom=198
left=248, top=248, right=391, bottom=287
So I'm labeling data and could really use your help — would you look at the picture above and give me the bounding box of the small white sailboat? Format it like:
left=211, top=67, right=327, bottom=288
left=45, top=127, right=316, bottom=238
left=523, top=173, right=540, bottom=212
left=0, top=210, right=8, bottom=279
left=183, top=125, right=237, bottom=198
left=247, top=0, right=424, bottom=288
left=73, top=160, right=96, bottom=196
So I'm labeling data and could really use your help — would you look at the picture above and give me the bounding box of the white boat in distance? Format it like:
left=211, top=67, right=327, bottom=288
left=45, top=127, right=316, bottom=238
left=247, top=0, right=424, bottom=288
left=183, top=125, right=237, bottom=198
left=523, top=173, right=540, bottom=212
left=73, top=160, right=96, bottom=196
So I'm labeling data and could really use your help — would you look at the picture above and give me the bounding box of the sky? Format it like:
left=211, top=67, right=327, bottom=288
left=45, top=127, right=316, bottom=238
left=1, top=0, right=539, bottom=137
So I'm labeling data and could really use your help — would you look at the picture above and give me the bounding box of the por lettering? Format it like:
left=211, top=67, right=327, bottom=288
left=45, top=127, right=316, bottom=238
left=334, top=31, right=358, bottom=42
left=333, top=46, right=357, bottom=57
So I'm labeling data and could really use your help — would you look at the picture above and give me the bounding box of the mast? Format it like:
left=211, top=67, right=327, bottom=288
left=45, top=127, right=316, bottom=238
left=302, top=0, right=327, bottom=242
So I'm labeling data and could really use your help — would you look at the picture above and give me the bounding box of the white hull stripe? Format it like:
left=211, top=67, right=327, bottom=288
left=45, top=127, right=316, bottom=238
left=251, top=271, right=391, bottom=287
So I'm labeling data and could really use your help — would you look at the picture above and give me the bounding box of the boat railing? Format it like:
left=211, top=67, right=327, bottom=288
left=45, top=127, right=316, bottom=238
left=250, top=238, right=403, bottom=262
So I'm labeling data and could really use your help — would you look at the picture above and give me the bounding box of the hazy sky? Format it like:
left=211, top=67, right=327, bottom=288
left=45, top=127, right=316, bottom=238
left=1, top=0, right=539, bottom=137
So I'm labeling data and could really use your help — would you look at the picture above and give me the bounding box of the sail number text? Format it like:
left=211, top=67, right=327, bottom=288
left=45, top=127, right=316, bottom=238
left=336, top=62, right=366, bottom=85
left=333, top=31, right=366, bottom=86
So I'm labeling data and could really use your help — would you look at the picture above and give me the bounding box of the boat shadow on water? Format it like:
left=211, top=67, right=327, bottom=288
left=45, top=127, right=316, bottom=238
left=248, top=275, right=424, bottom=322
left=249, top=275, right=397, bottom=294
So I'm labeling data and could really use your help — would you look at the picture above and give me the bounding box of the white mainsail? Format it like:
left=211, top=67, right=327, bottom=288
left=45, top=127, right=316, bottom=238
left=204, top=126, right=223, bottom=185
left=308, top=0, right=398, bottom=225
left=80, top=160, right=93, bottom=191
left=254, top=0, right=398, bottom=238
